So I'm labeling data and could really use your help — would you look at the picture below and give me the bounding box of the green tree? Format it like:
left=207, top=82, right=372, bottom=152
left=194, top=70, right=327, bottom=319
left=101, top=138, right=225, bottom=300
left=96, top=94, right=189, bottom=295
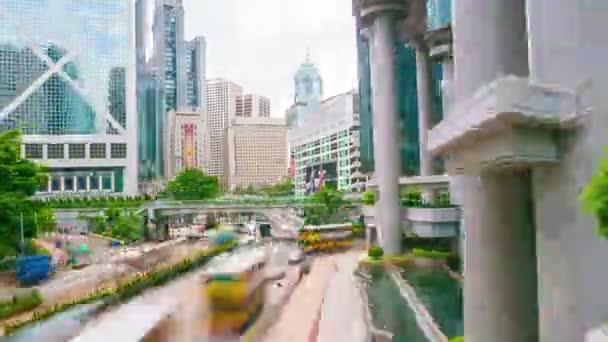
left=303, top=186, right=348, bottom=224
left=110, top=210, right=144, bottom=242
left=0, top=130, right=49, bottom=256
left=580, top=149, right=608, bottom=238
left=166, top=169, right=220, bottom=200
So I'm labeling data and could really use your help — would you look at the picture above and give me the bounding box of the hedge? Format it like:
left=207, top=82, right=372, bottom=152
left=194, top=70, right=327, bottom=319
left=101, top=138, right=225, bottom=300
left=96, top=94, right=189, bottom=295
left=5, top=241, right=237, bottom=335
left=411, top=248, right=453, bottom=259
left=0, top=290, right=43, bottom=320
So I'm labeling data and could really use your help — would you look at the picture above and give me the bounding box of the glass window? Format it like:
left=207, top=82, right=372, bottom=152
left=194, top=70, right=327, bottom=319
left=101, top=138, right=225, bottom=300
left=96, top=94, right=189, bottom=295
left=90, top=143, right=106, bottom=159
left=68, top=144, right=86, bottom=159
left=110, top=143, right=127, bottom=159
left=24, top=144, right=43, bottom=159
left=47, top=144, right=64, bottom=159
left=64, top=177, right=74, bottom=191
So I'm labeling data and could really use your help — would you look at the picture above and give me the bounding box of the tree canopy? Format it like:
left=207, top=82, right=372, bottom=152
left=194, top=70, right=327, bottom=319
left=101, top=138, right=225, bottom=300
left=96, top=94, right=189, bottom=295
left=303, top=185, right=349, bottom=225
left=0, top=130, right=54, bottom=257
left=580, top=149, right=608, bottom=238
left=166, top=169, right=220, bottom=200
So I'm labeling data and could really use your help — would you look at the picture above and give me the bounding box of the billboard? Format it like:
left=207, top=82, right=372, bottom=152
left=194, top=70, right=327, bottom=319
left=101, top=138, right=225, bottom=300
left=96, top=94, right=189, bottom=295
left=304, top=161, right=338, bottom=195
left=183, top=124, right=195, bottom=168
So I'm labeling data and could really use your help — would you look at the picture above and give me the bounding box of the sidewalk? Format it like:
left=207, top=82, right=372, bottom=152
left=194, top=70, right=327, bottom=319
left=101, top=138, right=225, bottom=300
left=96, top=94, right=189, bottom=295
left=317, top=252, right=369, bottom=342
left=263, top=255, right=338, bottom=342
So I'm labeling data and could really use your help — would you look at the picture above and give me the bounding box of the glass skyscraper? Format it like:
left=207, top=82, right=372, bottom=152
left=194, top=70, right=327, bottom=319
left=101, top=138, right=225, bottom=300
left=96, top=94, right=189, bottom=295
left=0, top=0, right=138, bottom=195
left=355, top=7, right=445, bottom=176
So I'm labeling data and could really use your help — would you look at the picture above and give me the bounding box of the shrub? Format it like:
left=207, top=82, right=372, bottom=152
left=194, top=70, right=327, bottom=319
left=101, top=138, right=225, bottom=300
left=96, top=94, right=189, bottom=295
left=368, top=246, right=384, bottom=259
left=0, top=290, right=43, bottom=319
left=412, top=248, right=452, bottom=259
left=5, top=241, right=236, bottom=335
left=362, top=191, right=375, bottom=205
left=352, top=222, right=364, bottom=238
left=449, top=337, right=464, bottom=342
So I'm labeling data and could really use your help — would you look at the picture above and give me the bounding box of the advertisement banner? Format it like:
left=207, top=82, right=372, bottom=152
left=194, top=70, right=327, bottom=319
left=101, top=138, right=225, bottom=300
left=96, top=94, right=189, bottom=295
left=304, top=161, right=338, bottom=195
left=183, top=124, right=195, bottom=168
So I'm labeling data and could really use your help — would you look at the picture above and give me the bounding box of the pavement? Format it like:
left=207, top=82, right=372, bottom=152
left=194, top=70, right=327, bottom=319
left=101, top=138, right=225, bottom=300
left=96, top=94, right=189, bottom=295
left=317, top=252, right=369, bottom=342
left=263, top=255, right=339, bottom=342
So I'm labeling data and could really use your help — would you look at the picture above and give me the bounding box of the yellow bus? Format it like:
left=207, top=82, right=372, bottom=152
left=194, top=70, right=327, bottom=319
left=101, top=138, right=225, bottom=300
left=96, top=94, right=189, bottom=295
left=201, top=248, right=268, bottom=337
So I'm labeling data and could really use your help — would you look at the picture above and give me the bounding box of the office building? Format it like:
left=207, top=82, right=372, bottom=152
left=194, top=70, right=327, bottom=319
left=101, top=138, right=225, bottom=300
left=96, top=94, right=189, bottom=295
left=285, top=52, right=323, bottom=128
left=164, top=110, right=209, bottom=179
left=236, top=94, right=271, bottom=118
left=224, top=117, right=288, bottom=190
left=0, top=0, right=138, bottom=195
left=290, top=91, right=365, bottom=197
left=152, top=0, right=186, bottom=112
left=185, top=36, right=207, bottom=110
left=205, top=78, right=243, bottom=176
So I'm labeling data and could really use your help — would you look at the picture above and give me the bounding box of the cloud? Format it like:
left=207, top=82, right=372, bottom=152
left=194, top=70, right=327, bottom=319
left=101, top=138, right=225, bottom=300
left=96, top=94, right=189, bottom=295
left=182, top=0, right=357, bottom=116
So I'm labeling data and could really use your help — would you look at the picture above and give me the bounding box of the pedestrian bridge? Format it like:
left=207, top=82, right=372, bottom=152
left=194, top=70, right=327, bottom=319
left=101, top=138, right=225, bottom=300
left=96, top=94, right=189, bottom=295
left=137, top=200, right=294, bottom=217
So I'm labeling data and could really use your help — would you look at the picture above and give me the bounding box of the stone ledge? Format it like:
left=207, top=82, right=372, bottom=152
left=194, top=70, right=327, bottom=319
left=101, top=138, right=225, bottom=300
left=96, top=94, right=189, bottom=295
left=404, top=207, right=460, bottom=223
left=429, top=75, right=582, bottom=156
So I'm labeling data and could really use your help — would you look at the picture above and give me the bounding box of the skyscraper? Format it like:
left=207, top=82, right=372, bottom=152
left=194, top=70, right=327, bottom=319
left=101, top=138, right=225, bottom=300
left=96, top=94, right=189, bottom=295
left=286, top=52, right=323, bottom=128
left=153, top=0, right=186, bottom=112
left=205, top=78, right=243, bottom=177
left=235, top=94, right=271, bottom=118
left=185, top=36, right=207, bottom=110
left=0, top=0, right=138, bottom=195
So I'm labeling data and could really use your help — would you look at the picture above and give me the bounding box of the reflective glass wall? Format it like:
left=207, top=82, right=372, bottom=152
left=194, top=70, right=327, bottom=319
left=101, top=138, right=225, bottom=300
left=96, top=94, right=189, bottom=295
left=0, top=0, right=131, bottom=136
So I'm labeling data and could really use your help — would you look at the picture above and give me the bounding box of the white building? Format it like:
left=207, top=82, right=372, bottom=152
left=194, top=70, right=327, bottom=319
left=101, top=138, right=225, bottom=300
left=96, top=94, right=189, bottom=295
left=205, top=78, right=243, bottom=177
left=1, top=0, right=138, bottom=196
left=290, top=91, right=365, bottom=197
left=224, top=117, right=288, bottom=190
left=164, top=109, right=209, bottom=179
left=235, top=94, right=270, bottom=118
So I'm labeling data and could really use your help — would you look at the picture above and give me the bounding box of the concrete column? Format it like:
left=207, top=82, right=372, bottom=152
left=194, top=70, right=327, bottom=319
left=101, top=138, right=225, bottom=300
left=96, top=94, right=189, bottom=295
left=47, top=177, right=52, bottom=193
left=72, top=176, right=77, bottom=192
left=110, top=172, right=115, bottom=192
left=98, top=176, right=103, bottom=192
left=414, top=42, right=438, bottom=203
left=464, top=170, right=538, bottom=342
left=452, top=0, right=534, bottom=341
left=526, top=1, right=608, bottom=340
left=86, top=175, right=91, bottom=192
left=365, top=7, right=404, bottom=255
left=60, top=176, right=65, bottom=192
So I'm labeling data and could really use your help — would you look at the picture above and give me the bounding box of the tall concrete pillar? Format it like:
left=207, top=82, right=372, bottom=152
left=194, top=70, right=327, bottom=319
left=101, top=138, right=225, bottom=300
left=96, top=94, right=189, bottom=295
left=414, top=41, right=438, bottom=203
left=358, top=1, right=407, bottom=255
left=452, top=0, right=536, bottom=341
left=526, top=1, right=608, bottom=340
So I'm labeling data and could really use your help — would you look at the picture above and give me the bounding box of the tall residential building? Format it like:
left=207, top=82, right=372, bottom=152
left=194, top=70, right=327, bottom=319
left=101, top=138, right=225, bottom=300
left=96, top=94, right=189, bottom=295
left=0, top=0, right=138, bottom=195
left=205, top=78, right=243, bottom=177
left=164, top=110, right=209, bottom=179
left=185, top=36, right=207, bottom=110
left=285, top=52, right=323, bottom=128
left=236, top=94, right=271, bottom=118
left=224, top=117, right=288, bottom=190
left=290, top=91, right=365, bottom=197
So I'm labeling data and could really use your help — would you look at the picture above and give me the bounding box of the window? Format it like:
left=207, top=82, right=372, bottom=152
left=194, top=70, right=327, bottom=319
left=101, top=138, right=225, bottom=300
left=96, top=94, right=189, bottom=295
left=24, top=144, right=43, bottom=159
left=47, top=144, right=64, bottom=159
left=110, top=143, right=127, bottom=159
left=90, top=143, right=106, bottom=159
left=68, top=144, right=86, bottom=159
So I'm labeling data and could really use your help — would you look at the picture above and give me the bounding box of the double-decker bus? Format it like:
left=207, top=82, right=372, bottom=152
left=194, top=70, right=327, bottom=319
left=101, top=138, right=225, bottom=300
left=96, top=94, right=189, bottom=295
left=201, top=247, right=268, bottom=337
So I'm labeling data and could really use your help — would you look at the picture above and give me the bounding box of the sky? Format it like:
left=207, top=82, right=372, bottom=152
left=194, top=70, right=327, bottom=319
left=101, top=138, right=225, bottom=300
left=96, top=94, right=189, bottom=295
left=182, top=0, right=358, bottom=117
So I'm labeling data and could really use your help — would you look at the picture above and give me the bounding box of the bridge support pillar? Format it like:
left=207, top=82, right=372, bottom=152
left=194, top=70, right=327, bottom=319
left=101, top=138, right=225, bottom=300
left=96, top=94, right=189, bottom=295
left=463, top=171, right=538, bottom=342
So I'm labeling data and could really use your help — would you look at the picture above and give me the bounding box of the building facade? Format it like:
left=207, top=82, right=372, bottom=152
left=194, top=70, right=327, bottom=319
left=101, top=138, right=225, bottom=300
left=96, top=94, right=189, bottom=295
left=235, top=94, right=270, bottom=118
left=164, top=110, right=209, bottom=179
left=185, top=36, right=206, bottom=110
left=224, top=117, right=288, bottom=190
left=285, top=53, right=323, bottom=128
left=0, top=0, right=138, bottom=195
left=290, top=91, right=365, bottom=197
left=205, top=78, right=243, bottom=177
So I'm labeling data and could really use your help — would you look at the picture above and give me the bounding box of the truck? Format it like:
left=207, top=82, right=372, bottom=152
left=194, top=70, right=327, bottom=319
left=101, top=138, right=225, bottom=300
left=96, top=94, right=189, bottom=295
left=16, top=255, right=56, bottom=286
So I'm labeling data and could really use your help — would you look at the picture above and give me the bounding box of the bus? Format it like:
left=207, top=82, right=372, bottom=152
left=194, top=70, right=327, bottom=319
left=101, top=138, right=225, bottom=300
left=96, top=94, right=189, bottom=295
left=201, top=247, right=268, bottom=337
